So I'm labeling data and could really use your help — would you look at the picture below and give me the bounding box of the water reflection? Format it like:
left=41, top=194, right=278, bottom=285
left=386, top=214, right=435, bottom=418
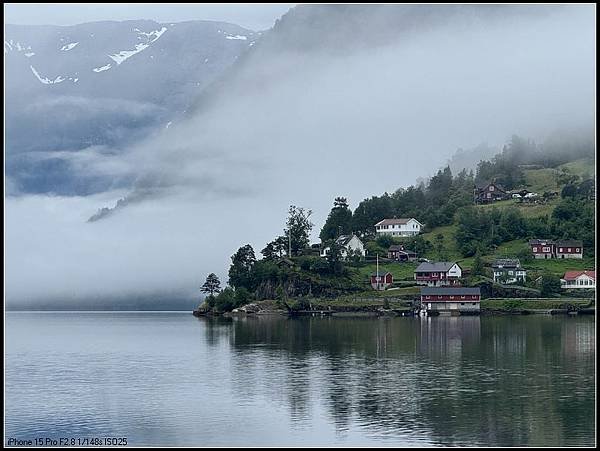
left=5, top=313, right=594, bottom=446
left=200, top=315, right=595, bottom=447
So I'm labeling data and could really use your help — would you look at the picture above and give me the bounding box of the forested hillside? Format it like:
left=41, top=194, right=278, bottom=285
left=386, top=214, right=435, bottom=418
left=201, top=131, right=595, bottom=311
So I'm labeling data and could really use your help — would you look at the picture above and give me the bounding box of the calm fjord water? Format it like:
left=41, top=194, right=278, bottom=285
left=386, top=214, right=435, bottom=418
left=5, top=312, right=595, bottom=446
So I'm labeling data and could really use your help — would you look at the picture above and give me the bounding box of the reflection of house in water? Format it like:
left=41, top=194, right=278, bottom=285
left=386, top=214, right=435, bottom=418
left=562, top=318, right=595, bottom=358
left=418, top=316, right=481, bottom=359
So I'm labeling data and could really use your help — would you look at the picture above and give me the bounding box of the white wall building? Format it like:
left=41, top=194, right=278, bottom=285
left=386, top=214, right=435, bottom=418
left=375, top=218, right=423, bottom=237
left=492, top=259, right=527, bottom=284
left=320, top=234, right=365, bottom=259
left=561, top=271, right=596, bottom=289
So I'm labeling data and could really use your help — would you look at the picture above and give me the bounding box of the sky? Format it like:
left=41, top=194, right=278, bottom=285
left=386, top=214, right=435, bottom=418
left=4, top=5, right=596, bottom=309
left=3, top=3, right=295, bottom=31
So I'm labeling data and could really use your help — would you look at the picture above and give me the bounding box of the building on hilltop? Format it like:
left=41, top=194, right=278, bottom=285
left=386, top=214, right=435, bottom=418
left=474, top=181, right=509, bottom=204
left=374, top=218, right=423, bottom=237
left=320, top=234, right=365, bottom=260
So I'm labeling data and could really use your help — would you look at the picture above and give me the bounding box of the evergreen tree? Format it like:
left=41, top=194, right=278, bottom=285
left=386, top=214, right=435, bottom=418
left=228, top=244, right=257, bottom=289
left=320, top=197, right=353, bottom=241
left=261, top=236, right=287, bottom=260
left=200, top=273, right=221, bottom=296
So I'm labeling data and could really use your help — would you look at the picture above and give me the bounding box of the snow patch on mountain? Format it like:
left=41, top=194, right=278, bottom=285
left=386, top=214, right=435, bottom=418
left=135, top=27, right=167, bottom=41
left=225, top=34, right=247, bottom=40
left=109, top=43, right=149, bottom=65
left=109, top=27, right=167, bottom=65
left=5, top=40, right=32, bottom=54
left=30, top=65, right=66, bottom=84
left=60, top=42, right=79, bottom=51
left=93, top=63, right=112, bottom=73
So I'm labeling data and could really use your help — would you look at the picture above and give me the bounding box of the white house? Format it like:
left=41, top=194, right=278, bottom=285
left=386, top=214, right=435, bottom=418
left=492, top=258, right=527, bottom=284
left=375, top=218, right=423, bottom=237
left=320, top=234, right=365, bottom=259
left=561, top=270, right=596, bottom=289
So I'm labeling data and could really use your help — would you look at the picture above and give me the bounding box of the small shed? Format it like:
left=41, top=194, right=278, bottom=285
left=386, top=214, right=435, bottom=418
left=370, top=272, right=393, bottom=290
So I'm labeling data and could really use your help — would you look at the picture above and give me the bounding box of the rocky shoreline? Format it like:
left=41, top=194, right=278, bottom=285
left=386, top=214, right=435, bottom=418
left=192, top=298, right=595, bottom=318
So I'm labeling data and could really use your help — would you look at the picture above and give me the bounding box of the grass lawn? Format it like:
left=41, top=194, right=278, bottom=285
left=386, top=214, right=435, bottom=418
left=493, top=240, right=528, bottom=257
left=475, top=197, right=558, bottom=218
left=525, top=257, right=596, bottom=276
left=558, top=158, right=595, bottom=178
left=522, top=167, right=561, bottom=192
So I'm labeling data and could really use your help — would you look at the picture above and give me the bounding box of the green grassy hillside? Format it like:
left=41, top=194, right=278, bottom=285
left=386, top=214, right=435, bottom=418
left=379, top=159, right=595, bottom=278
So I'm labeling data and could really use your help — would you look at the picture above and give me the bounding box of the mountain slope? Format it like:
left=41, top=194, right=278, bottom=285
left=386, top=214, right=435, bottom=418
left=5, top=19, right=258, bottom=194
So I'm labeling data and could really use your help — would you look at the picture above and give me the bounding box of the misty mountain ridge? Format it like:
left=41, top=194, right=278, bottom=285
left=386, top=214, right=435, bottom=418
left=5, top=19, right=257, bottom=194
left=5, top=5, right=595, bottom=310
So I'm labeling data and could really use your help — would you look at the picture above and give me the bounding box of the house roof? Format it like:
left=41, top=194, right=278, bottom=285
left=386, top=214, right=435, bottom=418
left=421, top=287, right=481, bottom=296
left=563, top=270, right=595, bottom=281
left=388, top=245, right=416, bottom=255
left=529, top=239, right=555, bottom=245
left=476, top=181, right=507, bottom=192
left=415, top=262, right=460, bottom=272
left=555, top=240, right=583, bottom=248
left=375, top=218, right=422, bottom=226
left=492, top=258, right=522, bottom=269
left=370, top=272, right=392, bottom=277
left=335, top=234, right=358, bottom=246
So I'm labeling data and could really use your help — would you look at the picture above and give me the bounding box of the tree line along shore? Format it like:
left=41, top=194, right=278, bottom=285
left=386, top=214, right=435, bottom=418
left=195, top=134, right=595, bottom=316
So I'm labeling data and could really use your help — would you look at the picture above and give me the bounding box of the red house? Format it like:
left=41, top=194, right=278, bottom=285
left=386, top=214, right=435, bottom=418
left=414, top=262, right=462, bottom=287
left=555, top=240, right=583, bottom=259
left=420, top=287, right=481, bottom=313
left=475, top=181, right=508, bottom=204
left=370, top=272, right=393, bottom=290
left=529, top=239, right=555, bottom=259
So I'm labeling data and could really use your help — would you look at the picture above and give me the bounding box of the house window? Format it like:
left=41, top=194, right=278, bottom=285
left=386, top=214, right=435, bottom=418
left=426, top=296, right=430, bottom=299
left=490, top=186, right=494, bottom=191
left=567, top=248, right=572, bottom=252
left=533, top=247, right=538, bottom=252
left=576, top=248, right=580, bottom=252
left=543, top=247, right=550, bottom=252
left=559, top=248, right=563, bottom=252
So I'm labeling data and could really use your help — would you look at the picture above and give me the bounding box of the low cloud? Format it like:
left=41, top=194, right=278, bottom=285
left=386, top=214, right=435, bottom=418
left=5, top=6, right=595, bottom=307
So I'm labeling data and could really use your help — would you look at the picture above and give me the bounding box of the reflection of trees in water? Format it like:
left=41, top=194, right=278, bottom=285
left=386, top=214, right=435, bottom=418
left=198, top=316, right=233, bottom=347
left=198, top=315, right=595, bottom=446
